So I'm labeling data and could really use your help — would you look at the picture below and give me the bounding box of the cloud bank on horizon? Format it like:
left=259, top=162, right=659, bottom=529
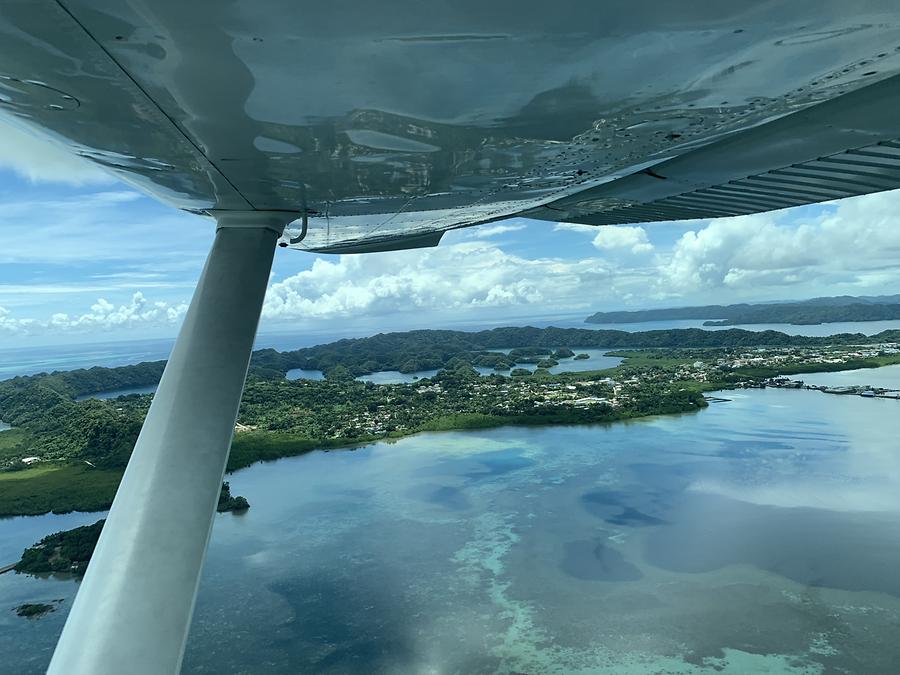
left=2, top=119, right=900, bottom=345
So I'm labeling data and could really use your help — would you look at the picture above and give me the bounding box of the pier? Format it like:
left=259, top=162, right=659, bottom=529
left=761, top=377, right=900, bottom=399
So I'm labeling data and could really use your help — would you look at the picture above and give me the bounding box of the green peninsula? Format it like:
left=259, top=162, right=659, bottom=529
left=2, top=326, right=899, bottom=516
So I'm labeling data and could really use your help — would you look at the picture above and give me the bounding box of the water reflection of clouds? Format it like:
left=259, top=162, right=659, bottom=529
left=645, top=491, right=900, bottom=596
left=688, top=478, right=900, bottom=512
left=12, top=386, right=900, bottom=673
left=242, top=549, right=277, bottom=567
left=685, top=390, right=900, bottom=513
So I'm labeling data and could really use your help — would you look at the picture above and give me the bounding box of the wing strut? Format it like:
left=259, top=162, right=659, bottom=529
left=48, top=212, right=295, bottom=674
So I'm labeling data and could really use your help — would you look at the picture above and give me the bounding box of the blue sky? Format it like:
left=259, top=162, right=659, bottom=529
left=2, top=122, right=900, bottom=348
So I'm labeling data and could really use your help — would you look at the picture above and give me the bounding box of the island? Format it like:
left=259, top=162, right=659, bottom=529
left=584, top=294, right=900, bottom=326
left=6, top=325, right=900, bottom=584
left=14, top=601, right=62, bottom=619
left=15, top=520, right=104, bottom=577
left=217, top=482, right=249, bottom=512
left=1, top=325, right=899, bottom=517
left=12, top=482, right=248, bottom=583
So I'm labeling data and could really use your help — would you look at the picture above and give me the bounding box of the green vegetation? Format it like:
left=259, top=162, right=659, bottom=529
left=255, top=326, right=900, bottom=377
left=729, top=352, right=900, bottom=379
left=0, top=369, right=705, bottom=515
left=0, top=460, right=245, bottom=517
left=14, top=602, right=60, bottom=618
left=15, top=519, right=104, bottom=577
left=7, top=325, right=897, bottom=598
left=13, top=479, right=249, bottom=577
left=0, top=464, right=122, bottom=516
left=217, top=482, right=249, bottom=512
left=2, top=326, right=898, bottom=517
left=227, top=433, right=364, bottom=472
left=702, top=304, right=900, bottom=326
left=0, top=427, right=28, bottom=463
left=606, top=349, right=695, bottom=369
left=12, top=485, right=244, bottom=584
left=585, top=294, right=900, bottom=327
left=470, top=352, right=516, bottom=370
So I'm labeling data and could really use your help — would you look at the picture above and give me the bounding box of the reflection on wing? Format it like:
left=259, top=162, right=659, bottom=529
left=3, top=0, right=900, bottom=252
left=522, top=71, right=900, bottom=227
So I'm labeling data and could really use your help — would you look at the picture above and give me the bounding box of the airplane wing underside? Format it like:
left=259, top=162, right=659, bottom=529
left=3, top=0, right=900, bottom=252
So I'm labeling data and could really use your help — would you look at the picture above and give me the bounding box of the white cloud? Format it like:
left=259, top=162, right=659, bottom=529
left=555, top=222, right=653, bottom=254
left=554, top=222, right=596, bottom=234
left=6, top=187, right=900, bottom=344
left=3, top=240, right=644, bottom=340
left=261, top=240, right=630, bottom=323
left=0, top=116, right=113, bottom=185
left=0, top=292, right=187, bottom=336
left=467, top=223, right=526, bottom=238
left=660, top=190, right=900, bottom=293
left=0, top=306, right=37, bottom=335
left=590, top=225, right=654, bottom=254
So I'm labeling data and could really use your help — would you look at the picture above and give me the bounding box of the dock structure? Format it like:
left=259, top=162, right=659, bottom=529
left=801, top=383, right=900, bottom=399
left=765, top=377, right=804, bottom=389
left=747, top=376, right=900, bottom=399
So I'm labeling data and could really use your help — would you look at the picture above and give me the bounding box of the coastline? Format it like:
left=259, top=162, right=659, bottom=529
left=0, top=398, right=708, bottom=517
left=2, top=328, right=898, bottom=518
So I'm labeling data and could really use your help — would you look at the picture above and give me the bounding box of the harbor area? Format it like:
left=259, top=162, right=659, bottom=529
left=757, top=376, right=900, bottom=399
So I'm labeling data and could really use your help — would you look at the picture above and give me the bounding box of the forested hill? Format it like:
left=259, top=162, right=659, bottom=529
left=256, top=326, right=900, bottom=377
left=0, top=361, right=168, bottom=399
left=1, top=323, right=899, bottom=515
left=585, top=295, right=900, bottom=326
left=4, top=327, right=900, bottom=394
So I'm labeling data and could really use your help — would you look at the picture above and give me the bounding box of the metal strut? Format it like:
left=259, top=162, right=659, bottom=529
left=48, top=211, right=295, bottom=675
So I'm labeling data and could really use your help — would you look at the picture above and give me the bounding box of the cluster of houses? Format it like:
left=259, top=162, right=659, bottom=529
left=719, top=344, right=899, bottom=371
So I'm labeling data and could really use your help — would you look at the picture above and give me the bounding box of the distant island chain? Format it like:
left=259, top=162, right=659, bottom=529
left=585, top=293, right=900, bottom=326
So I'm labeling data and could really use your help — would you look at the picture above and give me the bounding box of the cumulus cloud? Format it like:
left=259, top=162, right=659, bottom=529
left=0, top=117, right=113, bottom=185
left=660, top=190, right=900, bottom=293
left=8, top=187, right=900, bottom=343
left=1, top=238, right=658, bottom=341
left=0, top=307, right=37, bottom=335
left=0, top=292, right=187, bottom=336
left=554, top=222, right=595, bottom=233
left=555, top=222, right=653, bottom=254
left=262, top=240, right=626, bottom=323
left=591, top=225, right=654, bottom=254
left=466, top=223, right=527, bottom=238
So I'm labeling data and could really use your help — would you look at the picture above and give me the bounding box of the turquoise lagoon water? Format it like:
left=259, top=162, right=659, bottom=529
left=2, top=388, right=900, bottom=673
